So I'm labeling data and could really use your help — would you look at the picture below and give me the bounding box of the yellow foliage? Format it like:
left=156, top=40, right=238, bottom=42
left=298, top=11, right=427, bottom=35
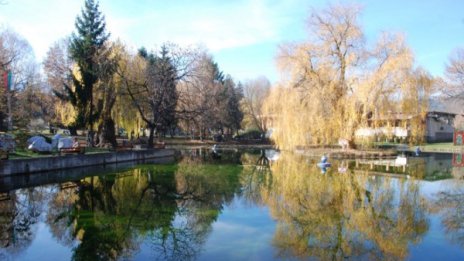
left=265, top=4, right=432, bottom=149
left=55, top=101, right=77, bottom=126
left=110, top=42, right=145, bottom=137
left=51, top=64, right=81, bottom=127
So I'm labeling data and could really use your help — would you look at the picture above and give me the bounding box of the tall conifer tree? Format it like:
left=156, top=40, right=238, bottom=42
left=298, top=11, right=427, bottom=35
left=54, top=0, right=109, bottom=141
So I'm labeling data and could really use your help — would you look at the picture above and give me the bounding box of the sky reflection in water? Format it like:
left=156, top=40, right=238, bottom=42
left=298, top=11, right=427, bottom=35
left=1, top=149, right=464, bottom=260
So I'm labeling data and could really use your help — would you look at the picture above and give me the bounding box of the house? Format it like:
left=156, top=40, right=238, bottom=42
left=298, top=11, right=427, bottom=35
left=426, top=98, right=463, bottom=142
left=355, top=97, right=464, bottom=143
left=355, top=112, right=411, bottom=140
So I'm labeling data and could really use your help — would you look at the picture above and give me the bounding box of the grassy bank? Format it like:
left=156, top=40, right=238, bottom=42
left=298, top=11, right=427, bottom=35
left=417, top=143, right=463, bottom=153
left=8, top=147, right=112, bottom=160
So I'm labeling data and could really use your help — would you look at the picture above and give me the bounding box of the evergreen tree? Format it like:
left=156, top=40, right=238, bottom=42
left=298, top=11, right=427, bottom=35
left=217, top=76, right=243, bottom=136
left=156, top=45, right=178, bottom=137
left=224, top=78, right=243, bottom=135
left=54, top=0, right=109, bottom=141
left=212, top=61, right=224, bottom=84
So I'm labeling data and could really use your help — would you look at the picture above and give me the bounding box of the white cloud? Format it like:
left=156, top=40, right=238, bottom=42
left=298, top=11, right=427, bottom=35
left=0, top=0, right=310, bottom=82
left=104, top=0, right=305, bottom=52
left=0, top=0, right=81, bottom=60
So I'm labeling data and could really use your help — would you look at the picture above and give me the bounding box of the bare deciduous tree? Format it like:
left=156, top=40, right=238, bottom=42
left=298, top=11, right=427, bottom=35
left=118, top=44, right=199, bottom=147
left=0, top=29, right=40, bottom=131
left=242, top=76, right=271, bottom=134
left=446, top=48, right=464, bottom=83
left=445, top=48, right=464, bottom=97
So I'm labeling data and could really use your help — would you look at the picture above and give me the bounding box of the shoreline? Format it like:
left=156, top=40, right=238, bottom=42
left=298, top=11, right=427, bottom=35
left=294, top=148, right=399, bottom=159
left=2, top=143, right=461, bottom=177
left=0, top=149, right=176, bottom=176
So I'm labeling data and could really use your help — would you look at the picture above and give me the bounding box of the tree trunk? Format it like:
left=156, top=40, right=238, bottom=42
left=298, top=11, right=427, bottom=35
left=86, top=129, right=94, bottom=147
left=170, top=127, right=175, bottom=138
left=0, top=113, right=6, bottom=132
left=148, top=126, right=155, bottom=148
left=69, top=126, right=78, bottom=136
left=97, top=118, right=117, bottom=148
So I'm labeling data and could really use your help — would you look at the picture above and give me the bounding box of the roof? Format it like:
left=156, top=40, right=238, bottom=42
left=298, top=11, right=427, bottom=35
left=369, top=112, right=416, bottom=121
left=429, top=96, right=464, bottom=115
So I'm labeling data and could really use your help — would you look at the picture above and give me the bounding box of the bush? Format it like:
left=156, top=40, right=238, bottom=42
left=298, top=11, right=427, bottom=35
left=355, top=136, right=376, bottom=149
left=12, top=130, right=29, bottom=149
left=235, top=129, right=263, bottom=140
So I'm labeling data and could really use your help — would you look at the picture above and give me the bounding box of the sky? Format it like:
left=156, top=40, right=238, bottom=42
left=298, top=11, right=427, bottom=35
left=0, top=0, right=463, bottom=83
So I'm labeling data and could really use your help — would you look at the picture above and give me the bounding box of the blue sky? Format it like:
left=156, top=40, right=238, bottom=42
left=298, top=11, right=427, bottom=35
left=0, top=0, right=463, bottom=83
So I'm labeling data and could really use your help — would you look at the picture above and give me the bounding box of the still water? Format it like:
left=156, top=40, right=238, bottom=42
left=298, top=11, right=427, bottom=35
left=1, top=149, right=464, bottom=260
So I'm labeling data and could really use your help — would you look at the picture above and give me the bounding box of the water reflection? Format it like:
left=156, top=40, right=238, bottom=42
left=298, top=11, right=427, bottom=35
left=2, top=150, right=464, bottom=260
left=432, top=188, right=464, bottom=248
left=44, top=159, right=242, bottom=261
left=256, top=154, right=429, bottom=260
left=239, top=150, right=273, bottom=205
left=0, top=187, right=47, bottom=258
left=430, top=159, right=464, bottom=250
left=352, top=153, right=454, bottom=181
left=452, top=154, right=464, bottom=180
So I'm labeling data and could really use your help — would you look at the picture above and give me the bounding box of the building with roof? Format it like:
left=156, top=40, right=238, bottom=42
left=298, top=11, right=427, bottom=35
left=355, top=97, right=464, bottom=143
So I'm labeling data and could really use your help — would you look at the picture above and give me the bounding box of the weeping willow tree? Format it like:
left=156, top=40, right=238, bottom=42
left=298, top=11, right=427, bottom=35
left=113, top=45, right=146, bottom=139
left=400, top=68, right=433, bottom=144
left=265, top=4, right=432, bottom=149
left=92, top=41, right=131, bottom=147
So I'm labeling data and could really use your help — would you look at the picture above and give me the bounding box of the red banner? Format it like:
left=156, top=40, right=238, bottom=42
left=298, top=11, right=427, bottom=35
left=455, top=131, right=464, bottom=145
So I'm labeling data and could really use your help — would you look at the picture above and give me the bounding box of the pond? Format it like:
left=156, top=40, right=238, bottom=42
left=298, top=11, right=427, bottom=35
left=1, top=149, right=464, bottom=260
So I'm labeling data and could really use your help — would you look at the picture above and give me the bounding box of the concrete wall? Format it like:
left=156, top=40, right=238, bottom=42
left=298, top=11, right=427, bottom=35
left=0, top=156, right=175, bottom=192
left=0, top=149, right=176, bottom=176
left=426, top=114, right=455, bottom=142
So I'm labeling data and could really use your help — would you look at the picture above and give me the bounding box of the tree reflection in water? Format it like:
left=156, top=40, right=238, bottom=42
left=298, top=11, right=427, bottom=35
left=45, top=156, right=242, bottom=261
left=0, top=187, right=48, bottom=259
left=252, top=153, right=429, bottom=260
left=240, top=149, right=273, bottom=205
left=430, top=183, right=464, bottom=248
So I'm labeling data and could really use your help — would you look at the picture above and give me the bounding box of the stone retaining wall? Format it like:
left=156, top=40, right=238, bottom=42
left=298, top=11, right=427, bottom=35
left=0, top=156, right=175, bottom=192
left=0, top=149, right=176, bottom=176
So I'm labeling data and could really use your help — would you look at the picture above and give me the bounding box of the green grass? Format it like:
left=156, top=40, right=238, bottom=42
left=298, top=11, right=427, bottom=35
left=9, top=149, right=55, bottom=159
left=7, top=147, right=112, bottom=159
left=418, top=142, right=459, bottom=151
left=372, top=142, right=408, bottom=148
left=373, top=141, right=407, bottom=146
left=422, top=142, right=453, bottom=148
left=372, top=141, right=463, bottom=151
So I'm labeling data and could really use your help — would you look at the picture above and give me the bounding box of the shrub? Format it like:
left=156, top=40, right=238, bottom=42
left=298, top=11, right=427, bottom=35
left=235, top=129, right=263, bottom=140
